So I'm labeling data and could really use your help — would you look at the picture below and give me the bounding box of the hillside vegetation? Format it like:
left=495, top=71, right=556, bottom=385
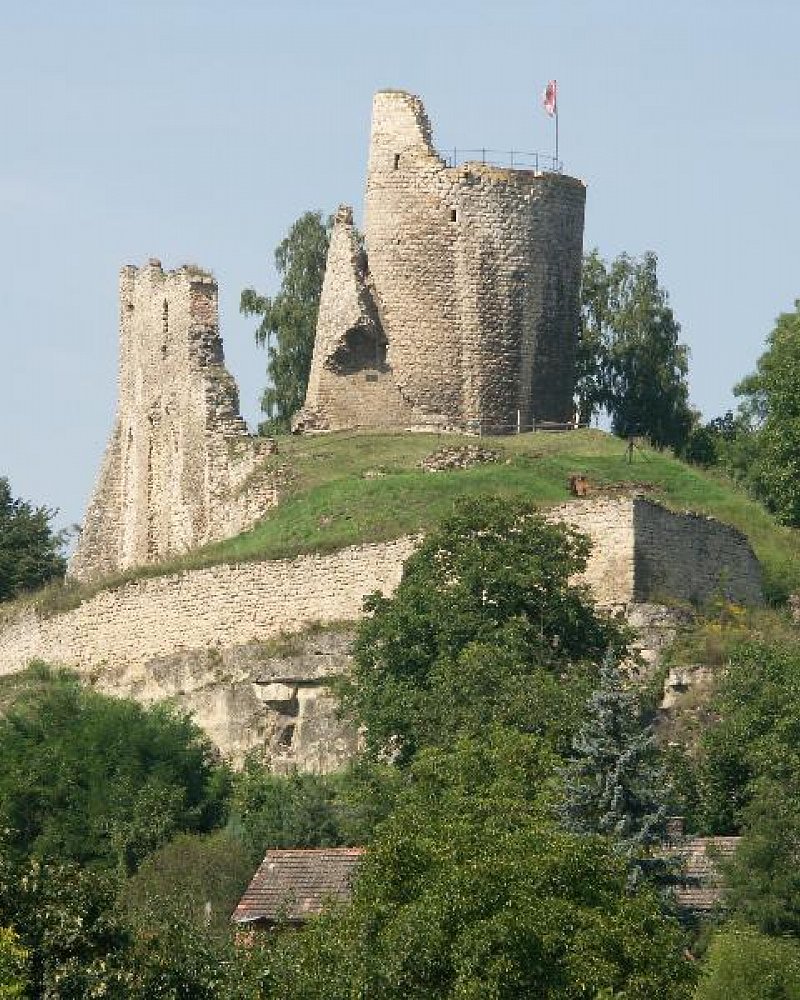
left=24, top=429, right=800, bottom=614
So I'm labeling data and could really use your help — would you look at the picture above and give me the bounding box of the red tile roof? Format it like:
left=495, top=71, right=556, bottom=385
left=664, top=836, right=740, bottom=913
left=232, top=848, right=365, bottom=926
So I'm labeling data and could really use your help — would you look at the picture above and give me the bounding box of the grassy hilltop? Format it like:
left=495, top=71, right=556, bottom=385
left=31, top=428, right=800, bottom=612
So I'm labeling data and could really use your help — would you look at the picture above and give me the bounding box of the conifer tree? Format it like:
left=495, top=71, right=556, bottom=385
left=561, top=653, right=668, bottom=879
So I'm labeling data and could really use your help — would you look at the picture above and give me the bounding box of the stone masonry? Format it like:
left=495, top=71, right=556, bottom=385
left=549, top=496, right=764, bottom=608
left=296, top=90, right=586, bottom=434
left=69, top=260, right=277, bottom=582
left=0, top=499, right=762, bottom=764
left=5, top=538, right=417, bottom=678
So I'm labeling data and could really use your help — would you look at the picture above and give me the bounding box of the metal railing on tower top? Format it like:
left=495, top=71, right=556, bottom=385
left=441, top=148, right=563, bottom=173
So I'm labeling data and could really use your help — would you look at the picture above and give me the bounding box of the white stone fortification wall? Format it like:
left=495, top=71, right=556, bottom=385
left=547, top=496, right=763, bottom=608
left=0, top=498, right=764, bottom=767
left=0, top=499, right=764, bottom=684
left=0, top=538, right=418, bottom=677
left=546, top=497, right=637, bottom=605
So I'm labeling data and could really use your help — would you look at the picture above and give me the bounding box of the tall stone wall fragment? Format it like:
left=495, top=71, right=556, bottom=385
left=299, top=89, right=587, bottom=433
left=298, top=206, right=423, bottom=431
left=69, top=260, right=276, bottom=582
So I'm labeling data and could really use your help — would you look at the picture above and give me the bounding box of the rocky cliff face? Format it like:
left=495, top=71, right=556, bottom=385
left=90, top=627, right=360, bottom=770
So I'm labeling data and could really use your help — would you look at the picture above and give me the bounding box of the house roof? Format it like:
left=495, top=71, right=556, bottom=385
left=664, top=836, right=740, bottom=913
left=231, top=847, right=365, bottom=925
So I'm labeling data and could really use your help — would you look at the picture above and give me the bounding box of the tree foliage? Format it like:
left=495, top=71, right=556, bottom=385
left=241, top=210, right=331, bottom=433
left=703, top=641, right=800, bottom=933
left=694, top=641, right=800, bottom=836
left=734, top=301, right=800, bottom=525
left=0, top=667, right=230, bottom=873
left=0, top=477, right=66, bottom=602
left=0, top=840, right=255, bottom=999
left=232, top=766, right=344, bottom=860
left=261, top=732, right=695, bottom=1000
left=561, top=654, right=669, bottom=878
left=722, top=784, right=800, bottom=937
left=345, top=495, right=628, bottom=762
left=695, top=923, right=800, bottom=1000
left=120, top=831, right=253, bottom=937
left=0, top=846, right=131, bottom=999
left=230, top=760, right=397, bottom=864
left=578, top=250, right=693, bottom=451
left=0, top=927, right=28, bottom=1000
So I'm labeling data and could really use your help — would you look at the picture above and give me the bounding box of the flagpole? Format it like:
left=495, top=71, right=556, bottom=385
left=541, top=79, right=559, bottom=169
left=555, top=104, right=559, bottom=168
left=554, top=78, right=559, bottom=168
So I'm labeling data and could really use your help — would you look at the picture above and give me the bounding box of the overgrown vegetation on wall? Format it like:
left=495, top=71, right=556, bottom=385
left=7, top=496, right=800, bottom=995
left=15, top=427, right=800, bottom=622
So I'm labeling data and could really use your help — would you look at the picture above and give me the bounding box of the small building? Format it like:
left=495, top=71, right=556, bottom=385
left=663, top=819, right=740, bottom=916
left=231, top=848, right=364, bottom=930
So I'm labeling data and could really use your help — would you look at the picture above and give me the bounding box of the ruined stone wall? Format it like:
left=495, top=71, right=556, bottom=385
left=299, top=206, right=426, bottom=432
left=69, top=260, right=277, bottom=582
left=3, top=538, right=417, bottom=677
left=547, top=497, right=637, bottom=605
left=632, top=499, right=764, bottom=606
left=2, top=539, right=414, bottom=767
left=1, top=499, right=762, bottom=763
left=300, top=90, right=586, bottom=432
left=4, top=499, right=762, bottom=683
left=548, top=496, right=764, bottom=608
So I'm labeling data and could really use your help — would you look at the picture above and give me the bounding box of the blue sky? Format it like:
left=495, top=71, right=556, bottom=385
left=3, top=0, right=799, bottom=532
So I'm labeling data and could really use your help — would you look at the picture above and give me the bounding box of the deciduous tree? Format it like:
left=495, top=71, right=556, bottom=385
left=734, top=300, right=800, bottom=525
left=0, top=477, right=66, bottom=601
left=0, top=666, right=230, bottom=874
left=695, top=923, right=800, bottom=1000
left=0, top=927, right=28, bottom=1000
left=345, top=495, right=628, bottom=762
left=578, top=250, right=692, bottom=451
left=241, top=211, right=331, bottom=433
left=260, top=732, right=695, bottom=999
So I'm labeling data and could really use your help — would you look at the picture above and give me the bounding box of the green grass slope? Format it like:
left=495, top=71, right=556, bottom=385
left=28, top=429, right=800, bottom=613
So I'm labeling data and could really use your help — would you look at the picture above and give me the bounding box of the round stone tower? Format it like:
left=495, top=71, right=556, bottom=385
left=298, top=89, right=586, bottom=433
left=365, top=89, right=586, bottom=429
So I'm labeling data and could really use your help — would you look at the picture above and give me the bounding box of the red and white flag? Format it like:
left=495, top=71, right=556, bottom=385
left=542, top=79, right=557, bottom=117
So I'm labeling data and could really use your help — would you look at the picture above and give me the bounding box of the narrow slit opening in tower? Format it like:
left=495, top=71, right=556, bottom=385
left=393, top=153, right=401, bottom=170
left=161, top=299, right=169, bottom=358
left=450, top=208, right=458, bottom=222
left=277, top=723, right=295, bottom=749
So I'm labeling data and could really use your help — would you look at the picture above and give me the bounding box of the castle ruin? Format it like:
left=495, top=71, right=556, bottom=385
left=69, top=260, right=276, bottom=582
left=296, top=90, right=587, bottom=433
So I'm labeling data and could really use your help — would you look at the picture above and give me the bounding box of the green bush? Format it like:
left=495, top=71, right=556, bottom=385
left=0, top=666, right=230, bottom=873
left=696, top=923, right=800, bottom=999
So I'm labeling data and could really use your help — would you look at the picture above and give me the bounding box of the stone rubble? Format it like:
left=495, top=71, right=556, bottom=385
left=417, top=445, right=502, bottom=472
